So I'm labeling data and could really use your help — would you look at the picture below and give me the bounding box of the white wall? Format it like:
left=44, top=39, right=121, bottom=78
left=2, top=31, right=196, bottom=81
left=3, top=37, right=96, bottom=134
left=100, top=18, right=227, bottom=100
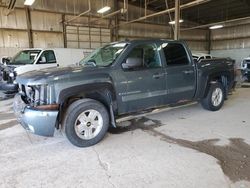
left=211, top=48, right=250, bottom=68
left=210, top=20, right=250, bottom=67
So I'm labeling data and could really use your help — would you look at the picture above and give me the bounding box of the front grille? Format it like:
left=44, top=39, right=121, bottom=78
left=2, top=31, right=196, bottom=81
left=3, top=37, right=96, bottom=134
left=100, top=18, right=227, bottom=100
left=2, top=70, right=8, bottom=81
left=20, top=84, right=50, bottom=106
left=247, top=63, right=250, bottom=69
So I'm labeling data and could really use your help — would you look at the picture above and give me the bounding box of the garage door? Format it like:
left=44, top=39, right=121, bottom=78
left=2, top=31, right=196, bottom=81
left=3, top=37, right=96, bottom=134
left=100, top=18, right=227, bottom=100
left=66, top=26, right=111, bottom=49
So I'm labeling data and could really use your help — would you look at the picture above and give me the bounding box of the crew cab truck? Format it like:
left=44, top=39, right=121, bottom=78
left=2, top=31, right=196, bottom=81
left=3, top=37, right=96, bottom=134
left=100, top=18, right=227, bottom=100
left=13, top=40, right=235, bottom=147
left=0, top=48, right=88, bottom=93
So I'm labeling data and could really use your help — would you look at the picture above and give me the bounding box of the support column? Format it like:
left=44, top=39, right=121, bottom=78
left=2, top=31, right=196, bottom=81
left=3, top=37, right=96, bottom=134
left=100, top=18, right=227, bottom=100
left=208, top=29, right=211, bottom=54
left=112, top=0, right=119, bottom=42
left=62, top=14, right=67, bottom=48
left=25, top=6, right=33, bottom=48
left=174, top=0, right=180, bottom=40
left=88, top=16, right=91, bottom=49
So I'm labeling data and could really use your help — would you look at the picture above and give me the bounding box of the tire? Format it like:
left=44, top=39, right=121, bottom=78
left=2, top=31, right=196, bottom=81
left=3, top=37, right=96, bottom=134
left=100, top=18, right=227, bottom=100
left=201, top=82, right=225, bottom=111
left=63, top=98, right=110, bottom=147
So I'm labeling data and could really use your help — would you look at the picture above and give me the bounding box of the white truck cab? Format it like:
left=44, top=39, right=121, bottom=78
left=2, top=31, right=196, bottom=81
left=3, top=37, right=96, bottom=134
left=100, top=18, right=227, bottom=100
left=3, top=48, right=88, bottom=75
left=192, top=52, right=213, bottom=62
left=0, top=48, right=92, bottom=93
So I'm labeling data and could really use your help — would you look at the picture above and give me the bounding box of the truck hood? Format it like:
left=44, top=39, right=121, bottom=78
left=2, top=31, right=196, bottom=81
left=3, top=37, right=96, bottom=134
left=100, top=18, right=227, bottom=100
left=16, top=65, right=105, bottom=85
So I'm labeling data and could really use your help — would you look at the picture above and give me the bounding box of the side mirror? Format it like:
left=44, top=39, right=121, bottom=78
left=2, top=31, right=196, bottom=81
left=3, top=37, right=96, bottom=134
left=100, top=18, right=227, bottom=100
left=122, top=57, right=142, bottom=69
left=1, top=57, right=11, bottom=65
left=83, top=60, right=96, bottom=67
left=38, top=56, right=46, bottom=64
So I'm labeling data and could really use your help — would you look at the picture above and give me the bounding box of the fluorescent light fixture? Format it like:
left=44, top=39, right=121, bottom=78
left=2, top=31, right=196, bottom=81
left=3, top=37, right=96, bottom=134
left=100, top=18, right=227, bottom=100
left=209, top=25, right=223, bottom=30
left=169, top=19, right=184, bottom=25
left=97, top=6, right=111, bottom=14
left=24, top=0, right=35, bottom=6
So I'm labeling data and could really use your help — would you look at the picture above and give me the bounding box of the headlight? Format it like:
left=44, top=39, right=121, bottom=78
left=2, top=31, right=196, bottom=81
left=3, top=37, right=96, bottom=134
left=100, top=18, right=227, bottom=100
left=241, top=61, right=247, bottom=69
left=9, top=72, right=14, bottom=77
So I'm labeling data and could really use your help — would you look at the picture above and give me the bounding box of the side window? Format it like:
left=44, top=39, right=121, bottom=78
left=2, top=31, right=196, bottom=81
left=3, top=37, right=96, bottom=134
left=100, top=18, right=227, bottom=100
left=162, top=43, right=190, bottom=66
left=39, top=50, right=56, bottom=64
left=123, top=43, right=161, bottom=70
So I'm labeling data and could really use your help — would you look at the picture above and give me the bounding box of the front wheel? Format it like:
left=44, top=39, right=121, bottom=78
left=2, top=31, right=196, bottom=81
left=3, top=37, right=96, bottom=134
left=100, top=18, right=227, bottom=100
left=201, top=82, right=225, bottom=111
left=63, top=99, right=110, bottom=147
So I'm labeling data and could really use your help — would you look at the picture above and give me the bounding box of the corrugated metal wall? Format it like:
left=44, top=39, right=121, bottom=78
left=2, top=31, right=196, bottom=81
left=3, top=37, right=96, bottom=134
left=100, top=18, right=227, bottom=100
left=15, top=0, right=114, bottom=15
left=0, top=7, right=28, bottom=57
left=0, top=0, right=244, bottom=56
left=210, top=20, right=250, bottom=65
left=117, top=2, right=208, bottom=52
left=118, top=22, right=171, bottom=40
left=211, top=23, right=250, bottom=50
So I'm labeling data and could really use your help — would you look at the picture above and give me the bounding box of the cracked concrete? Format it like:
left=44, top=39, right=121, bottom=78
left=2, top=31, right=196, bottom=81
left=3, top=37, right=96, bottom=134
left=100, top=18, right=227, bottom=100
left=93, top=147, right=116, bottom=188
left=0, top=88, right=250, bottom=188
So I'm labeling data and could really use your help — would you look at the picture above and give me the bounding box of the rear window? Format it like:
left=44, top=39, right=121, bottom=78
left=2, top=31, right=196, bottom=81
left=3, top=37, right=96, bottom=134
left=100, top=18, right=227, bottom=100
left=162, top=43, right=189, bottom=66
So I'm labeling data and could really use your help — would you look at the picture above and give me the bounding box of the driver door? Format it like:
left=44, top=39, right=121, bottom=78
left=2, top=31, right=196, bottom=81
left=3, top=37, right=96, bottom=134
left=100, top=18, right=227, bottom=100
left=116, top=42, right=167, bottom=114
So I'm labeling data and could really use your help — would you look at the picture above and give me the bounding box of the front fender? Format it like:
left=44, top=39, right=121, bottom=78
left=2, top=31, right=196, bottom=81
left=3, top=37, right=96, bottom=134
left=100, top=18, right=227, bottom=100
left=57, top=82, right=116, bottom=104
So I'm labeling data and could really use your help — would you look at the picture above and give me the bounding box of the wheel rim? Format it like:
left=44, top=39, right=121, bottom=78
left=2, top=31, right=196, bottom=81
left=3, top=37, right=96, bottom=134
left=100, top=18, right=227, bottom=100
left=74, top=109, right=103, bottom=140
left=211, top=88, right=223, bottom=107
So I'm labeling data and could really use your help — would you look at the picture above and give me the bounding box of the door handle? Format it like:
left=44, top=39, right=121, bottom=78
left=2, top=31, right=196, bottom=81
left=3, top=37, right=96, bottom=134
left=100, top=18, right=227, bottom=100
left=183, top=70, right=194, bottom=74
left=153, top=73, right=165, bottom=79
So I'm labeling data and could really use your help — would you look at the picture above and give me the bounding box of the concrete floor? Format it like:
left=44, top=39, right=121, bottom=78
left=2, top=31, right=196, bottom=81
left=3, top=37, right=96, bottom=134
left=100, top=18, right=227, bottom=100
left=0, top=86, right=250, bottom=188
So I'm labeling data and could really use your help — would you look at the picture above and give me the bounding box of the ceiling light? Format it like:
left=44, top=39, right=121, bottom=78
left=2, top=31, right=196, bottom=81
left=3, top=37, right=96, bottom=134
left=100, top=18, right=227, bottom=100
left=169, top=19, right=184, bottom=25
left=209, top=25, right=223, bottom=30
left=24, top=0, right=35, bottom=6
left=97, top=6, right=111, bottom=14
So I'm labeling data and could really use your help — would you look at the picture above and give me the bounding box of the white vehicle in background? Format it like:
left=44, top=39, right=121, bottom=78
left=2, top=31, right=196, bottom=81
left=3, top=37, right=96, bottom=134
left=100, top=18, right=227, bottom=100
left=240, top=56, right=250, bottom=82
left=192, top=52, right=213, bottom=62
left=0, top=48, right=92, bottom=93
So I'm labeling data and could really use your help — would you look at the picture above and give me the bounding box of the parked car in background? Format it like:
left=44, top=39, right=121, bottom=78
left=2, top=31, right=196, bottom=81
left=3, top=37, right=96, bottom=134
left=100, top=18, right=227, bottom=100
left=241, top=56, right=250, bottom=82
left=14, top=39, right=235, bottom=147
left=192, top=53, right=213, bottom=62
left=0, top=48, right=92, bottom=93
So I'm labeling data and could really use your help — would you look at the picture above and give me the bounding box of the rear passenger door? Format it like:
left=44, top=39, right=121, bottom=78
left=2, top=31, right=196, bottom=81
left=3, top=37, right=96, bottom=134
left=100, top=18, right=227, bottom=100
left=118, top=42, right=167, bottom=113
left=161, top=42, right=196, bottom=103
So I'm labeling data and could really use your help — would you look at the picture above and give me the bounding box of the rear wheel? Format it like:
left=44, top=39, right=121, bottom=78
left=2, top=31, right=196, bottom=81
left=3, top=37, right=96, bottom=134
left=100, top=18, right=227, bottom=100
left=63, top=99, right=109, bottom=147
left=201, top=82, right=225, bottom=111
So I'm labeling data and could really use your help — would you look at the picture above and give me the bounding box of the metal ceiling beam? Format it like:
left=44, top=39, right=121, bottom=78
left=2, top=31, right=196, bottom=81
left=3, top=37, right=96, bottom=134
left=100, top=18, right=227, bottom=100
left=147, top=0, right=160, bottom=5
left=181, top=0, right=250, bottom=24
left=89, top=0, right=127, bottom=25
left=115, top=0, right=210, bottom=28
left=239, top=0, right=250, bottom=7
left=181, top=16, right=250, bottom=30
left=65, top=0, right=91, bottom=23
left=183, top=6, right=250, bottom=25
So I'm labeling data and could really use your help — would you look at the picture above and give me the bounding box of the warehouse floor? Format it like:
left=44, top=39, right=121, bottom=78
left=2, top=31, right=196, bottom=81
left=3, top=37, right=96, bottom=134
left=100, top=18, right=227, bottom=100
left=0, top=86, right=250, bottom=188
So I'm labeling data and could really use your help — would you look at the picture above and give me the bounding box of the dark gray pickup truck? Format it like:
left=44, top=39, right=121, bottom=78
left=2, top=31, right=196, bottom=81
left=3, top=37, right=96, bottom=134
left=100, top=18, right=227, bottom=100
left=13, top=39, right=235, bottom=147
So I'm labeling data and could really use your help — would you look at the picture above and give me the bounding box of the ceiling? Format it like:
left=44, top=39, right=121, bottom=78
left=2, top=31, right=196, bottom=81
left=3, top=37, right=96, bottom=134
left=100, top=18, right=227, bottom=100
left=127, top=0, right=250, bottom=25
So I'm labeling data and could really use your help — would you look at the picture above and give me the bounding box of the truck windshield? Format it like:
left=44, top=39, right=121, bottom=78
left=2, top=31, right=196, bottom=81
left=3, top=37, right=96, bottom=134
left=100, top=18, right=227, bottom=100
left=10, top=50, right=41, bottom=65
left=80, top=43, right=127, bottom=67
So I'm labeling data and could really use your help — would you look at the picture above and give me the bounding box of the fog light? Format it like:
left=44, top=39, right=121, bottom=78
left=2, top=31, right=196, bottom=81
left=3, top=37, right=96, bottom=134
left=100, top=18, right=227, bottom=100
left=9, top=72, right=14, bottom=77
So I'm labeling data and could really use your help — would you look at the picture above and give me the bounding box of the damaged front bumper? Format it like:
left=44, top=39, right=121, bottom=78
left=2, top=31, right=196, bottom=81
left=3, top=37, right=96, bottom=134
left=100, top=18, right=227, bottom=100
left=13, top=94, right=58, bottom=137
